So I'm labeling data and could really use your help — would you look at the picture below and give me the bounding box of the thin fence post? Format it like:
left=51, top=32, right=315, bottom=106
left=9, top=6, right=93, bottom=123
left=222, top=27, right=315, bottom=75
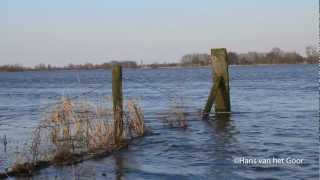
left=203, top=48, right=231, bottom=115
left=112, top=64, right=124, bottom=144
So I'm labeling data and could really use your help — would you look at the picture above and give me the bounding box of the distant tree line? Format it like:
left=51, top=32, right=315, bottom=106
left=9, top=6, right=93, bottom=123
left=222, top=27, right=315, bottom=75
left=0, top=61, right=138, bottom=72
left=0, top=46, right=317, bottom=72
left=180, top=46, right=318, bottom=66
left=65, top=61, right=138, bottom=70
left=144, top=63, right=180, bottom=69
left=0, top=64, right=30, bottom=72
left=180, top=53, right=211, bottom=66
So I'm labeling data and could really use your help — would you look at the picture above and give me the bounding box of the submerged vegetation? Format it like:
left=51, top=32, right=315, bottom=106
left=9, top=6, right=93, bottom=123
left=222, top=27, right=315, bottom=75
left=0, top=97, right=146, bottom=178
left=162, top=97, right=188, bottom=129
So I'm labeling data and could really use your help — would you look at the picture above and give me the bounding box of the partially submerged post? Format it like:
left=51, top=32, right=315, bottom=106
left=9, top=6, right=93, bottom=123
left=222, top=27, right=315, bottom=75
left=112, top=64, right=124, bottom=144
left=203, top=48, right=230, bottom=115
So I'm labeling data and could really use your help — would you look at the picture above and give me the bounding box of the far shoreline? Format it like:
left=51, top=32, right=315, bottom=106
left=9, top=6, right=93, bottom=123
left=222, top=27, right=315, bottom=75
left=0, top=63, right=316, bottom=73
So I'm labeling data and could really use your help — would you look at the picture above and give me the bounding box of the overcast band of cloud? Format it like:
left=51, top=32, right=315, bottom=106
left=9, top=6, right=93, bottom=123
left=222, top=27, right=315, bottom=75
left=0, top=0, right=317, bottom=66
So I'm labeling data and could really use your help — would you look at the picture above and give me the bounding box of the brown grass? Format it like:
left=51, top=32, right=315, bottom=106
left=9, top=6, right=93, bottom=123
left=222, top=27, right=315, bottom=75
left=52, top=147, right=74, bottom=165
left=7, top=96, right=146, bottom=177
left=127, top=100, right=146, bottom=137
left=10, top=163, right=34, bottom=175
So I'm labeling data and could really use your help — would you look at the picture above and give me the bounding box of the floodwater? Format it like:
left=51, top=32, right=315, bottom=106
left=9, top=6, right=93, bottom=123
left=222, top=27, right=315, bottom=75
left=0, top=64, right=318, bottom=180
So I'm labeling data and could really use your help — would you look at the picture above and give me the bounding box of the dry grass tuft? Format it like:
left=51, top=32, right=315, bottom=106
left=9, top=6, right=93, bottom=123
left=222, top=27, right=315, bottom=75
left=127, top=100, right=145, bottom=137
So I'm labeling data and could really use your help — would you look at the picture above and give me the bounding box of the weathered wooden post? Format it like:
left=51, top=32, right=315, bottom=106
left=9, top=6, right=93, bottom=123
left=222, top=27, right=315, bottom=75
left=203, top=48, right=230, bottom=115
left=112, top=64, right=124, bottom=144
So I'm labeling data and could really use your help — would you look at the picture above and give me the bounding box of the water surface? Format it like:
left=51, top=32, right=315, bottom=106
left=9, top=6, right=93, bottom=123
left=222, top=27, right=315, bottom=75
left=0, top=64, right=318, bottom=180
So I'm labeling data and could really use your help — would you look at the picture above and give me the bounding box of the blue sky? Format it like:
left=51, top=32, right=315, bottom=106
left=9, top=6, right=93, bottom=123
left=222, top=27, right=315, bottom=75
left=0, top=0, right=317, bottom=66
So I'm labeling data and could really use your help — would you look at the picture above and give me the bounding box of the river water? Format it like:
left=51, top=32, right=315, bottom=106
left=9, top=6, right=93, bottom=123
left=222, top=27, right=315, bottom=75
left=0, top=64, right=318, bottom=179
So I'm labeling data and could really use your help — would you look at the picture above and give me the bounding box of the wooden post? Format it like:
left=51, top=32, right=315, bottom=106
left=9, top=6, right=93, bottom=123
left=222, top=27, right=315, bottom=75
left=203, top=48, right=230, bottom=115
left=112, top=64, right=123, bottom=144
left=212, top=48, right=230, bottom=112
left=203, top=76, right=222, bottom=115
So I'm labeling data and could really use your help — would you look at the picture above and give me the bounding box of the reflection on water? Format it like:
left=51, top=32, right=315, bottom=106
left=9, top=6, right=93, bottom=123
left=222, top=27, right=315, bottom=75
left=114, top=154, right=124, bottom=180
left=205, top=113, right=241, bottom=179
left=208, top=113, right=232, bottom=130
left=205, top=112, right=237, bottom=143
left=212, top=113, right=234, bottom=137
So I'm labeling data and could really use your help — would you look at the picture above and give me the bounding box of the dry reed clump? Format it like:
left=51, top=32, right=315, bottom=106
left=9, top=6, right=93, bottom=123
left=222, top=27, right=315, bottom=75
left=127, top=100, right=145, bottom=137
left=9, top=97, right=146, bottom=175
left=52, top=146, right=75, bottom=165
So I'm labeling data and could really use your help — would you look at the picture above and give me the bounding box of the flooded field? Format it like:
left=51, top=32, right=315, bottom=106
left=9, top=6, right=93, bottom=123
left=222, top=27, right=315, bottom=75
left=0, top=64, right=318, bottom=179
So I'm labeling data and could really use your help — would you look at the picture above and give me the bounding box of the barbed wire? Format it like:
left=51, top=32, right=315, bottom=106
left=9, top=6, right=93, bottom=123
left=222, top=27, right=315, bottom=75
left=127, top=69, right=193, bottom=105
left=0, top=83, right=108, bottom=122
